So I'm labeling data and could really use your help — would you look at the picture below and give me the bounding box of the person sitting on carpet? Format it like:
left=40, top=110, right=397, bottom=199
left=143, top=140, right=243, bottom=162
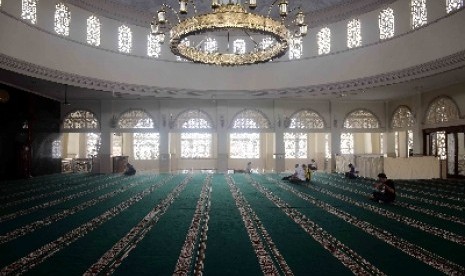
left=345, top=163, right=358, bottom=179
left=370, top=173, right=396, bottom=203
left=309, top=159, right=318, bottom=171
left=123, top=163, right=136, bottom=176
left=282, top=164, right=300, bottom=180
left=289, top=164, right=307, bottom=183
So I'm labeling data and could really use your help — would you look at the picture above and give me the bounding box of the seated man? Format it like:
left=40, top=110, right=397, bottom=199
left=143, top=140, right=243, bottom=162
left=290, top=164, right=307, bottom=183
left=123, top=163, right=136, bottom=176
left=371, top=173, right=396, bottom=203
left=309, top=159, right=318, bottom=171
left=345, top=163, right=357, bottom=179
left=282, top=164, right=300, bottom=180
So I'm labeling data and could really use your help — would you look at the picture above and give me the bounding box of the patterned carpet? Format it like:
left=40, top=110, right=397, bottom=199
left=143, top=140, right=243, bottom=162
left=0, top=172, right=464, bottom=275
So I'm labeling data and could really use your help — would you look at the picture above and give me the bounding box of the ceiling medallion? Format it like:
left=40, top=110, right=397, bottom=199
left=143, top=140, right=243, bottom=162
left=151, top=0, right=307, bottom=66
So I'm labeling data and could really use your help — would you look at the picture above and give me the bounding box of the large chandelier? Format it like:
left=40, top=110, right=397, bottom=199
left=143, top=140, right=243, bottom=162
left=151, top=0, right=308, bottom=66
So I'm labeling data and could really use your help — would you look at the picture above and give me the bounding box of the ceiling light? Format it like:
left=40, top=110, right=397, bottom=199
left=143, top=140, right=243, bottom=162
left=151, top=0, right=307, bottom=66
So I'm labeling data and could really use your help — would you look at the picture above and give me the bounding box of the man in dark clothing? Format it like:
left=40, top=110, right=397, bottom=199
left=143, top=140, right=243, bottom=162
left=123, top=163, right=136, bottom=176
left=371, top=173, right=396, bottom=203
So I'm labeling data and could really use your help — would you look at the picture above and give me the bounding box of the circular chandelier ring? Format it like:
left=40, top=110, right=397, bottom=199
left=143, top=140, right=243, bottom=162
left=169, top=5, right=291, bottom=66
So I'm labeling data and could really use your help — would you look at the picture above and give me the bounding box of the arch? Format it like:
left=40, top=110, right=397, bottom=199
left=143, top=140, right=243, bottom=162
left=230, top=109, right=271, bottom=129
left=391, top=105, right=415, bottom=129
left=287, top=109, right=326, bottom=129
left=343, top=109, right=380, bottom=129
left=117, top=109, right=155, bottom=129
left=174, top=109, right=213, bottom=129
left=425, top=96, right=460, bottom=125
left=63, top=109, right=99, bottom=130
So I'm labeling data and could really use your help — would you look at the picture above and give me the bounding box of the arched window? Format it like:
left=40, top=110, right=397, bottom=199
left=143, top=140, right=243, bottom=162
left=411, top=0, right=427, bottom=29
left=231, top=109, right=270, bottom=129
left=233, top=39, right=246, bottom=54
left=446, top=0, right=463, bottom=13
left=204, top=37, right=218, bottom=53
left=391, top=105, right=414, bottom=129
left=342, top=109, right=379, bottom=155
left=379, top=7, right=395, bottom=40
left=284, top=110, right=326, bottom=159
left=425, top=96, right=460, bottom=124
left=118, top=109, right=154, bottom=129
left=317, top=27, right=331, bottom=55
left=63, top=110, right=99, bottom=129
left=230, top=109, right=270, bottom=159
left=117, top=110, right=158, bottom=160
left=177, top=110, right=213, bottom=158
left=21, top=0, right=38, bottom=24
left=343, top=109, right=379, bottom=129
left=118, top=25, right=132, bottom=53
left=347, top=18, right=362, bottom=48
left=87, top=16, right=101, bottom=46
left=54, top=3, right=71, bottom=36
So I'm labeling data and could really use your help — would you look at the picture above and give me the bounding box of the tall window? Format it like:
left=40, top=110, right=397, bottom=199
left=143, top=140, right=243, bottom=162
left=147, top=34, right=162, bottom=58
left=343, top=109, right=379, bottom=129
left=21, top=0, right=37, bottom=24
left=284, top=133, right=307, bottom=158
left=230, top=133, right=260, bottom=159
left=118, top=25, right=132, bottom=53
left=317, top=27, right=331, bottom=55
left=325, top=133, right=331, bottom=159
left=379, top=7, right=395, bottom=40
left=63, top=110, right=99, bottom=129
left=86, top=16, right=101, bottom=46
left=347, top=19, right=362, bottom=48
left=178, top=110, right=213, bottom=158
left=289, top=36, right=302, bottom=60
left=425, top=96, right=460, bottom=124
left=204, top=37, right=218, bottom=53
left=177, top=39, right=190, bottom=61
left=117, top=110, right=158, bottom=160
left=52, top=139, right=62, bottom=158
left=408, top=130, right=413, bottom=156
left=395, top=131, right=399, bottom=157
left=233, top=39, right=246, bottom=54
left=86, top=133, right=101, bottom=157
left=230, top=109, right=269, bottom=158
left=392, top=105, right=415, bottom=129
left=447, top=0, right=463, bottom=13
left=259, top=37, right=274, bottom=50
left=411, top=0, right=427, bottom=29
left=54, top=3, right=71, bottom=36
left=284, top=110, right=325, bottom=158
left=340, top=133, right=354, bottom=154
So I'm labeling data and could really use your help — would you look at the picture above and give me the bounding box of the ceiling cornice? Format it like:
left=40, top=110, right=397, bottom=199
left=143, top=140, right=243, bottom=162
left=1, top=50, right=464, bottom=100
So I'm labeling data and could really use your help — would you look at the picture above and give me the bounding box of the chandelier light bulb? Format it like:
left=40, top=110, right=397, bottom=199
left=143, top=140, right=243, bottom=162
left=180, top=0, right=188, bottom=14
left=157, top=9, right=166, bottom=24
left=279, top=0, right=288, bottom=17
left=150, top=21, right=158, bottom=34
left=296, top=11, right=305, bottom=26
left=212, top=0, right=220, bottom=9
left=249, top=0, right=257, bottom=9
left=300, top=24, right=308, bottom=36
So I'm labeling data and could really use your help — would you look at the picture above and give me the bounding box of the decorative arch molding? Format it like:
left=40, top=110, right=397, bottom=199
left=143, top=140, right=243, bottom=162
left=391, top=105, right=415, bottom=129
left=286, top=109, right=327, bottom=129
left=116, top=109, right=156, bottom=129
left=230, top=109, right=272, bottom=129
left=424, top=95, right=461, bottom=125
left=62, top=109, right=100, bottom=131
left=2, top=50, right=465, bottom=100
left=343, top=108, right=380, bottom=129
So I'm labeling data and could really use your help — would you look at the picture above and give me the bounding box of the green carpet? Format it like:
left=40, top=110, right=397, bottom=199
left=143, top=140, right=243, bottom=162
left=0, top=172, right=464, bottom=275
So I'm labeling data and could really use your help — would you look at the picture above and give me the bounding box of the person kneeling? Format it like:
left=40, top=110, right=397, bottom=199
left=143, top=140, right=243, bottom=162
left=371, top=173, right=395, bottom=203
